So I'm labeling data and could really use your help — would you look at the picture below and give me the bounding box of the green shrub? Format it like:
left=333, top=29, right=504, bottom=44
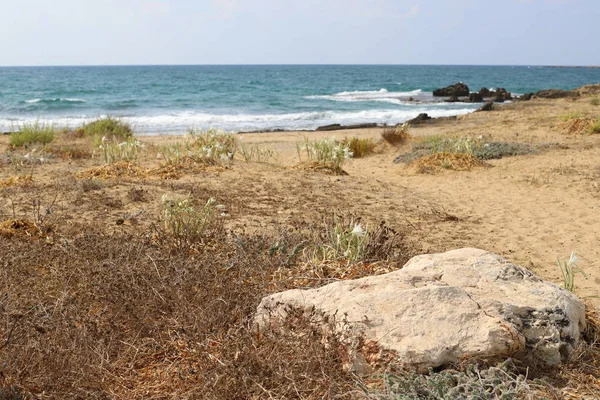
left=239, top=142, right=277, bottom=163
left=296, top=137, right=352, bottom=172
left=590, top=97, right=599, bottom=106
left=342, top=137, right=376, bottom=158
left=186, top=128, right=238, bottom=163
left=560, top=112, right=584, bottom=122
left=415, top=135, right=482, bottom=155
left=97, top=137, right=143, bottom=164
left=590, top=119, right=600, bottom=133
left=9, top=121, right=56, bottom=147
left=160, top=195, right=225, bottom=249
left=473, top=142, right=536, bottom=160
left=77, top=116, right=133, bottom=140
left=304, top=217, right=369, bottom=264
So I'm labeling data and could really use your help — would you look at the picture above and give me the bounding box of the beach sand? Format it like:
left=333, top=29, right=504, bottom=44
left=2, top=97, right=600, bottom=302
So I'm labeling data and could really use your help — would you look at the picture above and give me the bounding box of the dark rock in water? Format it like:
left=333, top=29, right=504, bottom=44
left=316, top=123, right=378, bottom=132
left=477, top=101, right=494, bottom=112
left=407, top=96, right=414, bottom=102
left=468, top=93, right=483, bottom=103
left=316, top=124, right=342, bottom=131
left=479, top=87, right=493, bottom=98
left=445, top=95, right=460, bottom=103
left=433, top=82, right=470, bottom=97
left=494, top=88, right=512, bottom=101
left=520, top=93, right=534, bottom=101
left=535, top=89, right=580, bottom=99
left=494, top=94, right=506, bottom=103
left=406, top=113, right=432, bottom=125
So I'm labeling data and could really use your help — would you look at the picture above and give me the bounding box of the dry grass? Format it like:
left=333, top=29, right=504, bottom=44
left=411, top=152, right=488, bottom=173
left=0, top=218, right=42, bottom=238
left=561, top=117, right=597, bottom=135
left=292, top=161, right=350, bottom=175
left=0, top=175, right=34, bottom=189
left=75, top=161, right=148, bottom=180
left=381, top=125, right=412, bottom=146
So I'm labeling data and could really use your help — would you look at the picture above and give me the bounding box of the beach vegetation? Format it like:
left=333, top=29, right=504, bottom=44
left=590, top=97, right=600, bottom=106
left=238, top=142, right=277, bottom=163
left=560, top=112, right=584, bottom=122
left=186, top=128, right=238, bottom=163
left=296, top=136, right=352, bottom=173
left=381, top=123, right=411, bottom=145
left=9, top=121, right=56, bottom=147
left=157, top=195, right=225, bottom=250
left=341, top=137, right=376, bottom=158
left=76, top=116, right=134, bottom=140
left=557, top=251, right=587, bottom=292
left=590, top=119, right=600, bottom=133
left=97, top=137, right=143, bottom=164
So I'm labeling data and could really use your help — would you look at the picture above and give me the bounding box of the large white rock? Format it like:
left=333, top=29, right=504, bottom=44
left=255, top=248, right=586, bottom=373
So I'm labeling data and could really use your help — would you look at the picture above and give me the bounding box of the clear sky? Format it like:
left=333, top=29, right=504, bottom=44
left=1, top=0, right=597, bottom=66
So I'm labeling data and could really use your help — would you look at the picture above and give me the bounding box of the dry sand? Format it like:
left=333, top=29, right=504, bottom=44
left=1, top=96, right=600, bottom=303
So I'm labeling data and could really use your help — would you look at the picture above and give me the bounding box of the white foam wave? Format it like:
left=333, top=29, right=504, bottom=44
left=24, top=98, right=86, bottom=104
left=306, top=88, right=424, bottom=105
left=0, top=106, right=477, bottom=134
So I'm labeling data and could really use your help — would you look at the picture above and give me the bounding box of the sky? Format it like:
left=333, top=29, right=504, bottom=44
left=0, top=0, right=598, bottom=66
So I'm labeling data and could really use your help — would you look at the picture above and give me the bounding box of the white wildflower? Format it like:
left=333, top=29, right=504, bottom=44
left=351, top=224, right=365, bottom=237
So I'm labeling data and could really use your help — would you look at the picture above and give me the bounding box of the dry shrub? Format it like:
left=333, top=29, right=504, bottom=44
left=411, top=152, right=488, bottom=173
left=75, top=161, right=147, bottom=180
left=0, top=232, right=357, bottom=399
left=0, top=218, right=42, bottom=238
left=0, top=175, right=34, bottom=189
left=342, top=137, right=376, bottom=158
left=148, top=159, right=224, bottom=180
left=45, top=145, right=92, bottom=160
left=561, top=117, right=597, bottom=135
left=381, top=125, right=412, bottom=145
left=293, top=161, right=349, bottom=175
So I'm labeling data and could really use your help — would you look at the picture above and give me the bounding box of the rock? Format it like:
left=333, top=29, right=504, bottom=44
left=445, top=95, right=460, bottom=103
left=477, top=101, right=494, bottom=112
left=406, top=113, right=432, bottom=125
left=316, top=124, right=342, bottom=131
left=479, top=87, right=493, bottom=98
left=535, top=89, right=579, bottom=99
left=494, top=94, right=506, bottom=103
left=255, top=248, right=585, bottom=374
left=433, top=82, right=470, bottom=97
left=468, top=93, right=483, bottom=103
left=577, top=84, right=600, bottom=96
left=407, top=96, right=414, bottom=102
left=520, top=93, right=534, bottom=101
left=316, top=123, right=378, bottom=131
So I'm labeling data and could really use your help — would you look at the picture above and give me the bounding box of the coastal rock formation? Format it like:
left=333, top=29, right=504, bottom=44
left=255, top=248, right=585, bottom=374
left=468, top=93, right=483, bottom=103
left=477, top=101, right=495, bottom=112
left=433, top=82, right=470, bottom=97
left=535, top=89, right=580, bottom=99
left=406, top=113, right=432, bottom=125
left=479, top=87, right=493, bottom=97
left=316, top=123, right=378, bottom=131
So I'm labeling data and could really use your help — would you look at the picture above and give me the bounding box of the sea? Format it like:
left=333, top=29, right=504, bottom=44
left=1, top=65, right=599, bottom=135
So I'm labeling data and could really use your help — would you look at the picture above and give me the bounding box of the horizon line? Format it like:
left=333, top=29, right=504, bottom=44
left=0, top=63, right=599, bottom=68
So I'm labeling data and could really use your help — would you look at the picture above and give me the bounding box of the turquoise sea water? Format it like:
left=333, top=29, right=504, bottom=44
left=0, top=65, right=599, bottom=134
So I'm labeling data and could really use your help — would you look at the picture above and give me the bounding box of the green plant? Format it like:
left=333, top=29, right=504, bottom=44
left=97, top=137, right=143, bottom=164
left=590, top=119, right=600, bottom=134
left=416, top=135, right=482, bottom=155
left=238, top=142, right=277, bottom=163
left=77, top=116, right=134, bottom=140
left=342, top=137, right=376, bottom=158
left=557, top=251, right=587, bottom=292
left=590, top=98, right=599, bottom=106
left=9, top=121, right=56, bottom=147
left=297, top=137, right=352, bottom=172
left=368, top=361, right=531, bottom=399
left=158, top=142, right=186, bottom=165
left=186, top=128, right=238, bottom=164
left=560, top=112, right=584, bottom=122
left=160, top=195, right=225, bottom=249
left=305, top=218, right=369, bottom=264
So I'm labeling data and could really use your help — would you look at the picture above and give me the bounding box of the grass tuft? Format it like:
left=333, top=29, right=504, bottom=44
left=590, top=97, right=599, bottom=106
left=342, top=137, right=376, bottom=158
left=381, top=123, right=411, bottom=145
left=9, top=121, right=56, bottom=147
left=296, top=137, right=352, bottom=173
left=76, top=116, right=134, bottom=140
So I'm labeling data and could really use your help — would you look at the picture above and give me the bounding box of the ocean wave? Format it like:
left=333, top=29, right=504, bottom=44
left=24, top=98, right=86, bottom=104
left=0, top=106, right=476, bottom=134
left=306, top=88, right=425, bottom=105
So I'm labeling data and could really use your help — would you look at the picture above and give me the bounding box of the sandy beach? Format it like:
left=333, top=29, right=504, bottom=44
left=2, top=90, right=600, bottom=397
